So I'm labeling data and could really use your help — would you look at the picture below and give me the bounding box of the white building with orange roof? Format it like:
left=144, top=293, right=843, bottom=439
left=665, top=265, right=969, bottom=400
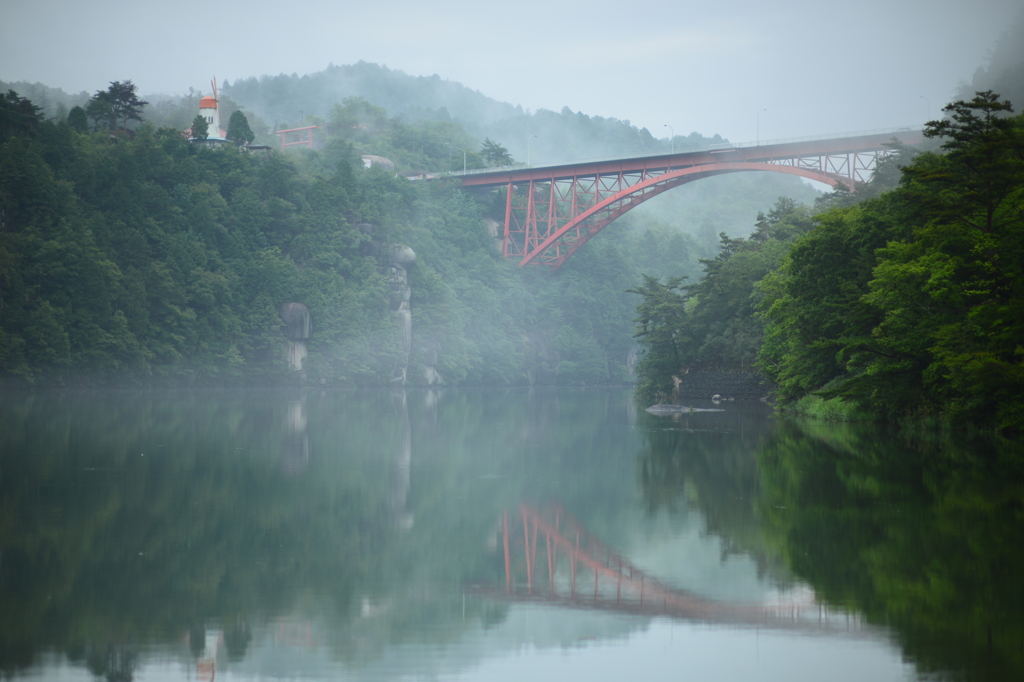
left=185, top=78, right=230, bottom=145
left=197, top=93, right=227, bottom=139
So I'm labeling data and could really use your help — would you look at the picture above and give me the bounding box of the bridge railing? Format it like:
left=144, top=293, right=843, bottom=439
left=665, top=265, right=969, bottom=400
left=709, top=125, right=920, bottom=151
left=440, top=125, right=922, bottom=178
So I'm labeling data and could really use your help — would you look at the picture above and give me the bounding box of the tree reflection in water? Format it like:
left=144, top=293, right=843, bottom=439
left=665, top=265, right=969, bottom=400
left=1, top=390, right=1020, bottom=681
left=638, top=412, right=1024, bottom=681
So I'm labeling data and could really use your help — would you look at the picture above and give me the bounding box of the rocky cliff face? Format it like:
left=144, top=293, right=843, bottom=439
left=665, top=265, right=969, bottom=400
left=278, top=302, right=311, bottom=372
left=388, top=245, right=415, bottom=385
left=276, top=244, right=439, bottom=386
left=483, top=218, right=504, bottom=253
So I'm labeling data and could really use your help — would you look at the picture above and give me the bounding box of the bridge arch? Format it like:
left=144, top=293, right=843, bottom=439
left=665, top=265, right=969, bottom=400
left=452, top=129, right=924, bottom=269
left=515, top=162, right=847, bottom=268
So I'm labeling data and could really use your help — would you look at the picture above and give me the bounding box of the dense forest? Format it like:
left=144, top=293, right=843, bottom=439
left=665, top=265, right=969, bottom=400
left=631, top=92, right=1024, bottom=433
left=627, top=16, right=1024, bottom=433
left=5, top=33, right=1022, bottom=433
left=0, top=72, right=818, bottom=389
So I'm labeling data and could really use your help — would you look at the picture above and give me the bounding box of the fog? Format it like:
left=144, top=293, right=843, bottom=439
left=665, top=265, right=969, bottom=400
left=2, top=0, right=1020, bottom=142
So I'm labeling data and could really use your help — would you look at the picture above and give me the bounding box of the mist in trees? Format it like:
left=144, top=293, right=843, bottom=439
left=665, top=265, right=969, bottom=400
left=19, top=68, right=1023, bottom=433
left=755, top=92, right=1024, bottom=431
left=479, top=137, right=513, bottom=165
left=956, top=12, right=1024, bottom=118
left=627, top=88, right=1023, bottom=431
left=85, top=80, right=148, bottom=132
left=0, top=85, right=733, bottom=389
left=628, top=198, right=814, bottom=403
left=226, top=110, right=255, bottom=144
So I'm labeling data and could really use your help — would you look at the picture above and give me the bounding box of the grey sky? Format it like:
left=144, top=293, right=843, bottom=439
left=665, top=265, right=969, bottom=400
left=2, top=0, right=1020, bottom=142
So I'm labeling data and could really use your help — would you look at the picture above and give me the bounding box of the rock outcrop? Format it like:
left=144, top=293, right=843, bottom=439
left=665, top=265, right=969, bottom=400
left=420, top=341, right=443, bottom=385
left=484, top=218, right=504, bottom=253
left=278, top=302, right=311, bottom=372
left=388, top=245, right=415, bottom=384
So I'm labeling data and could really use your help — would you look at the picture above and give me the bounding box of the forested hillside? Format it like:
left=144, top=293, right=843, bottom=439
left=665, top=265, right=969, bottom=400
left=218, top=62, right=821, bottom=237
left=760, top=94, right=1024, bottom=431
left=630, top=92, right=1024, bottom=432
left=3, top=61, right=822, bottom=240
left=0, top=54, right=830, bottom=390
left=0, top=83, right=747, bottom=388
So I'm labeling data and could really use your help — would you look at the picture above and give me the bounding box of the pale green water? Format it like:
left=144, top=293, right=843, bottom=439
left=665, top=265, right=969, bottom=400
left=0, top=388, right=1020, bottom=681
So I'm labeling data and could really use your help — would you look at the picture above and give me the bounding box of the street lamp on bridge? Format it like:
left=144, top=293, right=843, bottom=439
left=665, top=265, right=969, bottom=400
left=664, top=124, right=674, bottom=154
left=526, top=134, right=538, bottom=167
left=444, top=140, right=467, bottom=173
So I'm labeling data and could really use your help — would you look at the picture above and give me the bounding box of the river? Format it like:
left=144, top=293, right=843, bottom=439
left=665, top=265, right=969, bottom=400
left=0, top=388, right=1020, bottom=681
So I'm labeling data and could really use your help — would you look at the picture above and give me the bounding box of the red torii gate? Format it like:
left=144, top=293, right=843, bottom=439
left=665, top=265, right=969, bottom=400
left=455, top=129, right=924, bottom=270
left=277, top=125, right=318, bottom=151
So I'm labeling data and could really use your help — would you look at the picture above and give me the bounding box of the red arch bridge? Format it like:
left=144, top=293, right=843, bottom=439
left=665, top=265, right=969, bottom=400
left=465, top=504, right=873, bottom=636
left=445, top=129, right=924, bottom=270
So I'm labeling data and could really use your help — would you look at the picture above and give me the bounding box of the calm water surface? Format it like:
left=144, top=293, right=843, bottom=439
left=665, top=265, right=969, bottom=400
left=1, top=388, right=1021, bottom=681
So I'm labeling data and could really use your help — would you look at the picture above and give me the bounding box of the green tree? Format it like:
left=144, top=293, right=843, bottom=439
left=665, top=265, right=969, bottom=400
left=0, top=90, right=42, bottom=142
left=684, top=199, right=813, bottom=370
left=86, top=80, right=148, bottom=132
left=66, top=105, right=88, bottom=133
left=226, top=110, right=255, bottom=145
left=480, top=138, right=513, bottom=166
left=106, top=80, right=148, bottom=130
left=854, top=93, right=1024, bottom=428
left=85, top=89, right=115, bottom=131
left=628, top=275, right=691, bottom=402
left=190, top=114, right=209, bottom=140
left=759, top=93, right=1024, bottom=430
left=908, top=91, right=1021, bottom=234
left=755, top=192, right=919, bottom=405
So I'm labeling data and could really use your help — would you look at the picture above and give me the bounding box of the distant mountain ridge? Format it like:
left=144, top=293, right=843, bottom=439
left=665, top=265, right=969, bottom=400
left=223, top=61, right=523, bottom=129
left=1, top=64, right=815, bottom=238
left=2, top=61, right=725, bottom=166
left=221, top=61, right=727, bottom=166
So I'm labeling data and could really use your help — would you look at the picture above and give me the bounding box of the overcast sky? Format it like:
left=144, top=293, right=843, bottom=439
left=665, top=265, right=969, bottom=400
left=2, top=0, right=1020, bottom=143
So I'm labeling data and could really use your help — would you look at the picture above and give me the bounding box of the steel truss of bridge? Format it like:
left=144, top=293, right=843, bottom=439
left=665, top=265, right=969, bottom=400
left=453, top=129, right=925, bottom=270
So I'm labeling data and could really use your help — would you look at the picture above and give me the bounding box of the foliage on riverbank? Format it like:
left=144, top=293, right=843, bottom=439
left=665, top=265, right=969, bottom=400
left=629, top=196, right=816, bottom=403
left=760, top=93, right=1024, bottom=432
left=0, top=86, right=410, bottom=386
left=631, top=92, right=1024, bottom=432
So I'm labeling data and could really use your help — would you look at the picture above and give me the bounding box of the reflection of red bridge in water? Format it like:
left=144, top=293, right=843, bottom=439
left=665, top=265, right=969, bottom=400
left=474, top=504, right=868, bottom=635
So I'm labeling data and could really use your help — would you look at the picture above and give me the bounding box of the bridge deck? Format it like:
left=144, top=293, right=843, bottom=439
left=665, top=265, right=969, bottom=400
left=455, top=129, right=924, bottom=188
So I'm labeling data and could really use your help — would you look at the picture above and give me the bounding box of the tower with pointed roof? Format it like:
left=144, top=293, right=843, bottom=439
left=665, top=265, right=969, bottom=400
left=190, top=77, right=229, bottom=142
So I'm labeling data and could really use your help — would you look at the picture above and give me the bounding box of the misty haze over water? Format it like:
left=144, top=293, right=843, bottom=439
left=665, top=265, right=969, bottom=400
left=1, top=388, right=1020, bottom=681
